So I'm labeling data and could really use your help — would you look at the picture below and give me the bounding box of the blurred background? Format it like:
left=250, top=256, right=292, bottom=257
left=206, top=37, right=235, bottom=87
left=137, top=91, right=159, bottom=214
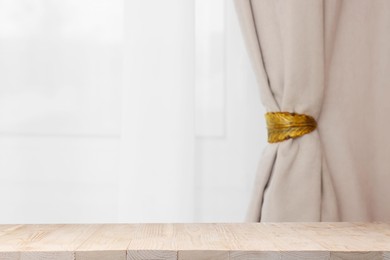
left=0, top=0, right=266, bottom=223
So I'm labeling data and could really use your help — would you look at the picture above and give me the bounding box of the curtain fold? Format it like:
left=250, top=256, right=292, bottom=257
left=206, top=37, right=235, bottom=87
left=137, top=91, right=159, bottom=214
left=235, top=0, right=339, bottom=222
left=236, top=0, right=390, bottom=222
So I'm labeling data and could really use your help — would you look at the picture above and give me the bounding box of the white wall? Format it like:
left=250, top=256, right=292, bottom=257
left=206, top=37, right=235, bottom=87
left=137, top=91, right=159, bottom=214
left=0, top=0, right=266, bottom=223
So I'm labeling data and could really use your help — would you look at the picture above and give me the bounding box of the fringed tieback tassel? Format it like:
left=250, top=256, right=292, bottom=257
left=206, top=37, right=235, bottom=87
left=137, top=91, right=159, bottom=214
left=265, top=112, right=317, bottom=143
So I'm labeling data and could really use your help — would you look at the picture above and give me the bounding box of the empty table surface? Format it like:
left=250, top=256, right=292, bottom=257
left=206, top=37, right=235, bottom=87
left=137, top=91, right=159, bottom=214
left=0, top=223, right=390, bottom=259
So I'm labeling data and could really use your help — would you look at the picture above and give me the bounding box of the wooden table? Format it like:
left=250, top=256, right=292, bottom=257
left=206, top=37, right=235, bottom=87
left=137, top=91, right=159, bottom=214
left=0, top=223, right=389, bottom=259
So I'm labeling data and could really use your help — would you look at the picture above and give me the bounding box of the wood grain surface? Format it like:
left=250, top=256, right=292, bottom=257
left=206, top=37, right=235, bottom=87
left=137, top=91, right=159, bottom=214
left=0, top=223, right=389, bottom=260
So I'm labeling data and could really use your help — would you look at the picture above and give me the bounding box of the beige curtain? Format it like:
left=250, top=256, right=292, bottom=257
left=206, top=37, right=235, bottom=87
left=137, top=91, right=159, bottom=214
left=235, top=0, right=390, bottom=222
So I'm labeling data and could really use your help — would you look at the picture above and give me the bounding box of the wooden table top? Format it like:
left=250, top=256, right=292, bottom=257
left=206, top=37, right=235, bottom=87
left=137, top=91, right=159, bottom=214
left=0, top=222, right=389, bottom=259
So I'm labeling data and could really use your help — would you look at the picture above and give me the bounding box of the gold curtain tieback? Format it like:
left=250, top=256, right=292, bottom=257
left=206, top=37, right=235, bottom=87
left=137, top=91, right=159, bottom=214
left=265, top=112, right=317, bottom=143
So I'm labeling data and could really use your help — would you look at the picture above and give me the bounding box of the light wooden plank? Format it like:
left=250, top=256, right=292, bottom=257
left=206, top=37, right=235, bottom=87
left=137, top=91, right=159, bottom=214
left=254, top=223, right=327, bottom=251
left=0, top=224, right=99, bottom=252
left=22, top=224, right=99, bottom=252
left=127, top=224, right=176, bottom=250
left=76, top=251, right=125, bottom=260
left=292, top=222, right=390, bottom=251
left=0, top=225, right=23, bottom=241
left=330, top=251, right=384, bottom=260
left=77, top=224, right=138, bottom=251
left=212, top=224, right=279, bottom=251
left=173, top=224, right=231, bottom=251
left=0, top=251, right=73, bottom=260
left=0, top=225, right=19, bottom=235
left=213, top=223, right=326, bottom=251
left=0, top=252, right=20, bottom=260
left=231, top=251, right=386, bottom=260
left=0, top=223, right=389, bottom=259
left=229, top=251, right=281, bottom=260
left=19, top=252, right=74, bottom=260
left=277, top=251, right=331, bottom=260
left=178, top=250, right=228, bottom=260
left=127, top=250, right=177, bottom=260
left=76, top=224, right=139, bottom=260
left=127, top=223, right=176, bottom=259
left=0, top=225, right=62, bottom=252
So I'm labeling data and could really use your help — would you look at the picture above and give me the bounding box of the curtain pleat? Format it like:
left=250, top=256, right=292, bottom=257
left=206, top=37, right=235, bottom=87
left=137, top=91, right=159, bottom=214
left=234, top=0, right=340, bottom=222
left=236, top=0, right=390, bottom=222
